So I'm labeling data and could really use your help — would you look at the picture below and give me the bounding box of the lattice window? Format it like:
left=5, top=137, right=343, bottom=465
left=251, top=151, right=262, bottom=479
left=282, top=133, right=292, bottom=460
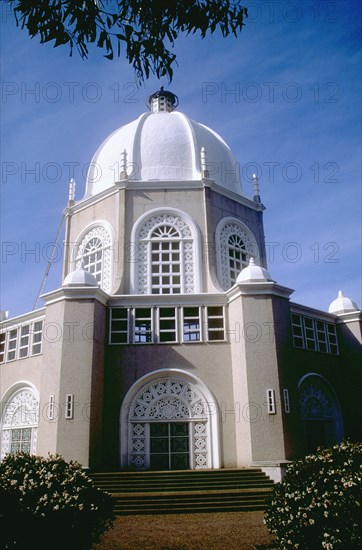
left=1, top=388, right=39, bottom=459
left=217, top=220, right=259, bottom=290
left=128, top=378, right=209, bottom=470
left=75, top=225, right=113, bottom=292
left=136, top=213, right=195, bottom=295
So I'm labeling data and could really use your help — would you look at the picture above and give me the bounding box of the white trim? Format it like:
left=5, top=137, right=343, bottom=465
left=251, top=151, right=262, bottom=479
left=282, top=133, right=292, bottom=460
left=130, top=207, right=202, bottom=294
left=120, top=368, right=220, bottom=470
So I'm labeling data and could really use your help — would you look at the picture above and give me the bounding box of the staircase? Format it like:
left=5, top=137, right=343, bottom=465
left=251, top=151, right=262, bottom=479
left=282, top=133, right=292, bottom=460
left=90, top=468, right=274, bottom=515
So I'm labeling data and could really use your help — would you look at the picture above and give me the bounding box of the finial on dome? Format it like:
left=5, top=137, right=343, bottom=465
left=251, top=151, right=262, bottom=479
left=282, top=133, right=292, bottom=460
left=68, top=178, right=76, bottom=204
left=328, top=290, right=359, bottom=315
left=146, top=87, right=179, bottom=113
left=120, top=149, right=128, bottom=180
left=200, top=147, right=209, bottom=179
left=252, top=173, right=261, bottom=203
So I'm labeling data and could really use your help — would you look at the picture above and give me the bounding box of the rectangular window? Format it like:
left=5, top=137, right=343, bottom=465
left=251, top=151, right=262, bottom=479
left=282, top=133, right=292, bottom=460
left=110, top=308, right=129, bottom=344
left=134, top=308, right=152, bottom=343
left=315, top=320, right=328, bottom=353
left=7, top=329, right=18, bottom=361
left=283, top=389, right=290, bottom=413
left=206, top=306, right=225, bottom=341
left=182, top=307, right=201, bottom=342
left=19, top=325, right=30, bottom=359
left=48, top=395, right=55, bottom=420
left=266, top=389, right=276, bottom=414
left=32, top=321, right=43, bottom=355
left=158, top=307, right=177, bottom=343
left=327, top=323, right=339, bottom=355
left=291, top=314, right=304, bottom=348
left=291, top=313, right=339, bottom=356
left=303, top=317, right=317, bottom=351
left=65, top=394, right=74, bottom=419
left=11, top=428, right=31, bottom=454
left=0, top=333, right=5, bottom=364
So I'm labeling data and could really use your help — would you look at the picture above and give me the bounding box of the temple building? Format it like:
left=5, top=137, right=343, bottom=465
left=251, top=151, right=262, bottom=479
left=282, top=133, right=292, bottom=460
left=1, top=89, right=361, bottom=481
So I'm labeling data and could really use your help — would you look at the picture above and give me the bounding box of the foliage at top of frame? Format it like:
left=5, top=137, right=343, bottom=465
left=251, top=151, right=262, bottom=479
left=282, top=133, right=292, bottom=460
left=8, top=0, right=248, bottom=83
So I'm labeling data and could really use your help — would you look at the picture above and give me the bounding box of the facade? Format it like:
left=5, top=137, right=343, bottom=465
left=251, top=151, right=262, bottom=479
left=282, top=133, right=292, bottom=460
left=1, top=89, right=361, bottom=481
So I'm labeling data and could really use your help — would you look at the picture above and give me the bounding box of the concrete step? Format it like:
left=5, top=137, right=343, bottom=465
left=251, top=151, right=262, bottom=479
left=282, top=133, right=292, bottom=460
left=90, top=468, right=274, bottom=515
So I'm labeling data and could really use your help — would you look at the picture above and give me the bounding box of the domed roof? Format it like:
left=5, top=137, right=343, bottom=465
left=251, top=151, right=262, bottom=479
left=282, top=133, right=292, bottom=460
left=236, top=258, right=274, bottom=283
left=63, top=268, right=99, bottom=287
left=84, top=89, right=242, bottom=198
left=328, top=290, right=359, bottom=314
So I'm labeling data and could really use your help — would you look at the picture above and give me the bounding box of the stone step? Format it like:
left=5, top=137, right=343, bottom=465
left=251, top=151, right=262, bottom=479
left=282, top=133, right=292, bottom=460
left=90, top=468, right=274, bottom=515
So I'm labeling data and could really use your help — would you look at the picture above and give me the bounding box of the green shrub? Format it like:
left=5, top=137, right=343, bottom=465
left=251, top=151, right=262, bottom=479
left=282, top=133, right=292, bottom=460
left=0, top=452, right=114, bottom=550
left=264, top=442, right=362, bottom=550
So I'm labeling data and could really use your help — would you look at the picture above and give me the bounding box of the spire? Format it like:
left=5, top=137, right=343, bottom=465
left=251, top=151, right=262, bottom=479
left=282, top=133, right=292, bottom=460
left=68, top=178, right=76, bottom=204
left=252, top=173, right=261, bottom=203
left=200, top=147, right=209, bottom=179
left=120, top=149, right=128, bottom=180
left=146, top=86, right=179, bottom=113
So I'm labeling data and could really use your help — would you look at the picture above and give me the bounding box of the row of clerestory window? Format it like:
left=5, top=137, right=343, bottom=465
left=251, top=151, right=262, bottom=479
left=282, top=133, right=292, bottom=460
left=0, top=320, right=44, bottom=364
left=291, top=313, right=339, bottom=355
left=109, top=306, right=225, bottom=344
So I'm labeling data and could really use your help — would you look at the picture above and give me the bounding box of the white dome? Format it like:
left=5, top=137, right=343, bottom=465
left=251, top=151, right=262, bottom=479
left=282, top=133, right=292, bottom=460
left=236, top=258, right=273, bottom=283
left=84, top=91, right=242, bottom=198
left=328, top=290, right=359, bottom=314
left=63, top=268, right=99, bottom=287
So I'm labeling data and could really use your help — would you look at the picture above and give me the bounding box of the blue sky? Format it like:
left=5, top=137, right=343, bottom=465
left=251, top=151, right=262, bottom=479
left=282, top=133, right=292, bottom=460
left=1, top=0, right=361, bottom=318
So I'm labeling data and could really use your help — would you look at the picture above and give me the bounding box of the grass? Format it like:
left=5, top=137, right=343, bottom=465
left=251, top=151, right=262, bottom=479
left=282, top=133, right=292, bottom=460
left=92, top=511, right=275, bottom=550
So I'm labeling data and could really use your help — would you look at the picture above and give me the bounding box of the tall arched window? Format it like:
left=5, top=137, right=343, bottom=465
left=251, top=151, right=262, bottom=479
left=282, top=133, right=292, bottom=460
left=227, top=234, right=248, bottom=285
left=216, top=218, right=259, bottom=290
left=74, top=223, right=113, bottom=293
left=132, top=210, right=201, bottom=295
left=0, top=385, right=39, bottom=459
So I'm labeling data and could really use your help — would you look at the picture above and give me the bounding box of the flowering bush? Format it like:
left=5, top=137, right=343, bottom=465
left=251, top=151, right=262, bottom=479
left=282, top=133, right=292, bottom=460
left=264, top=442, right=362, bottom=550
left=0, top=452, right=114, bottom=550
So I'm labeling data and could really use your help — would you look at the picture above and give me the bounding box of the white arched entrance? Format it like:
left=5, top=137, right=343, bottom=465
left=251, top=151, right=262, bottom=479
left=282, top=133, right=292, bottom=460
left=120, top=369, right=220, bottom=470
left=0, top=382, right=39, bottom=460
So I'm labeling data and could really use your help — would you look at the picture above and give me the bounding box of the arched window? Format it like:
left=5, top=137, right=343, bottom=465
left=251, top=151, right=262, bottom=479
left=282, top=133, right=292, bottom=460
left=120, top=369, right=220, bottom=470
left=0, top=385, right=39, bottom=459
left=216, top=218, right=259, bottom=290
left=132, top=210, right=201, bottom=295
left=74, top=223, right=113, bottom=293
left=298, top=375, right=343, bottom=453
left=227, top=234, right=248, bottom=285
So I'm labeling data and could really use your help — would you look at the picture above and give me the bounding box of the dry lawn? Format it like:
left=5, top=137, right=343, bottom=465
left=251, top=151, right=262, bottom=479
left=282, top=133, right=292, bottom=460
left=92, top=511, right=274, bottom=550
